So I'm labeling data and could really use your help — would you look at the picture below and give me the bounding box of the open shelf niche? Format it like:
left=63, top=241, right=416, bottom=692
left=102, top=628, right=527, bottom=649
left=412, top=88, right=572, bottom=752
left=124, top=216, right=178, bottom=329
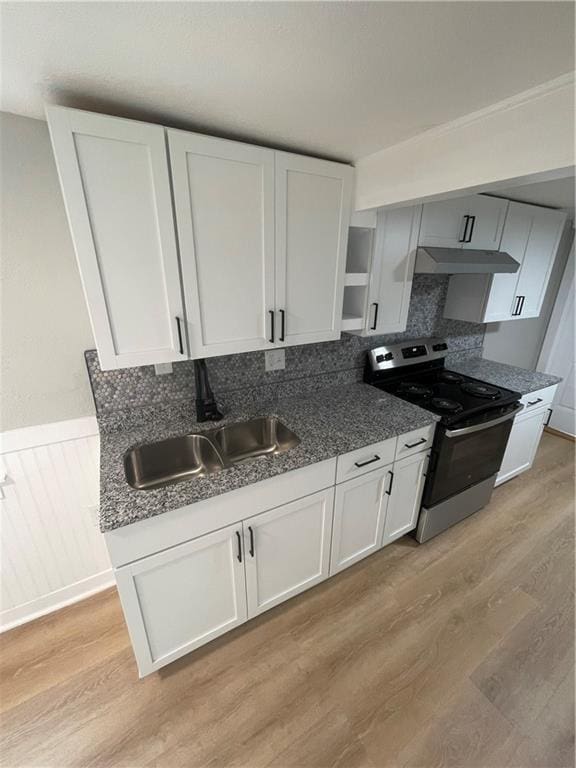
left=342, top=210, right=377, bottom=332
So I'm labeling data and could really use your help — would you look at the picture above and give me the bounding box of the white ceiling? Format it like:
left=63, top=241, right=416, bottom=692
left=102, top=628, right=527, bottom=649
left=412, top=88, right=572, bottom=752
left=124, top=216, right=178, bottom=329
left=1, top=2, right=574, bottom=161
left=490, top=176, right=576, bottom=213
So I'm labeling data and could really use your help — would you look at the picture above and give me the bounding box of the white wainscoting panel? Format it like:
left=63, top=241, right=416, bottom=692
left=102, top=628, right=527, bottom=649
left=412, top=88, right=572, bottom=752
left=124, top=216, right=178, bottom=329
left=0, top=417, right=113, bottom=631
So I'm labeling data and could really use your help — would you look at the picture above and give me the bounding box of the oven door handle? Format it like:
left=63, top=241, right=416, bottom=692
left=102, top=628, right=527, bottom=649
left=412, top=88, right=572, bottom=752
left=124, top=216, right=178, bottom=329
left=445, top=404, right=523, bottom=438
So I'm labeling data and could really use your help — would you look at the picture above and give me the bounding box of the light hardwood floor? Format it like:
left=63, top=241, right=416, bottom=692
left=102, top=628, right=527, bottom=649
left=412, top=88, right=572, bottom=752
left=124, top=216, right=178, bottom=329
left=1, top=433, right=574, bottom=768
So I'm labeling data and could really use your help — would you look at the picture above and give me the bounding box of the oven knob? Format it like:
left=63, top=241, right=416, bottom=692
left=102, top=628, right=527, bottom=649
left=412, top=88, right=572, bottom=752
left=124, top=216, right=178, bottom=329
left=376, top=354, right=385, bottom=363
left=384, top=353, right=394, bottom=361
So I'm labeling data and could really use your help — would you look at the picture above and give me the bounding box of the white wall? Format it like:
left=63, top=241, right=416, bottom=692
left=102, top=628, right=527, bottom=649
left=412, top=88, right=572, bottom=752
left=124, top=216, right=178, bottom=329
left=355, top=74, right=575, bottom=211
left=483, top=220, right=575, bottom=370
left=0, top=111, right=95, bottom=431
left=537, top=243, right=575, bottom=436
left=0, top=112, right=110, bottom=631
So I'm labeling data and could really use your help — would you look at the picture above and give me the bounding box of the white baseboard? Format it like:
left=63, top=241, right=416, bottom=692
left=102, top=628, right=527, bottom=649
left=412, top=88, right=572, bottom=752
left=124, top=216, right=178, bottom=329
left=0, top=569, right=115, bottom=633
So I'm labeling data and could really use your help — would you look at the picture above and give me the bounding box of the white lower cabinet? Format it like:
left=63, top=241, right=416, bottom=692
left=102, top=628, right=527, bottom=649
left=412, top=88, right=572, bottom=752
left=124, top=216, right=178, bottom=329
left=330, top=467, right=391, bottom=574
left=114, top=524, right=248, bottom=677
left=496, top=385, right=557, bottom=486
left=111, top=430, right=432, bottom=676
left=496, top=407, right=547, bottom=486
left=331, top=445, right=429, bottom=575
left=382, top=451, right=428, bottom=545
left=243, top=488, right=334, bottom=616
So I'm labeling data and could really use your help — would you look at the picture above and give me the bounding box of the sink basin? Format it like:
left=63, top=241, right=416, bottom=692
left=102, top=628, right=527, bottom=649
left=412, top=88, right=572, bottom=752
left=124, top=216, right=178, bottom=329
left=124, top=417, right=300, bottom=490
left=211, top=416, right=301, bottom=464
left=124, top=434, right=225, bottom=491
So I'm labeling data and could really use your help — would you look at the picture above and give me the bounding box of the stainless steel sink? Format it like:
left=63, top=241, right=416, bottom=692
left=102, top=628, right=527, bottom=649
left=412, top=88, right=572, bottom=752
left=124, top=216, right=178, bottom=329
left=211, top=416, right=300, bottom=465
left=124, top=434, right=226, bottom=491
left=124, top=417, right=300, bottom=490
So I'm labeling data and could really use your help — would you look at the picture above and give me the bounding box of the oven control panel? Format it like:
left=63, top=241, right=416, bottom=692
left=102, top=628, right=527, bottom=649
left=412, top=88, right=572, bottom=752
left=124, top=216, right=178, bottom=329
left=368, top=338, right=449, bottom=371
left=402, top=345, right=427, bottom=359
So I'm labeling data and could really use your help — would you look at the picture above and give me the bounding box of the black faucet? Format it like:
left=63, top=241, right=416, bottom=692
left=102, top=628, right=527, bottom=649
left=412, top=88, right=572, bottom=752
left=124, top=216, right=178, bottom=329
left=194, top=359, right=223, bottom=422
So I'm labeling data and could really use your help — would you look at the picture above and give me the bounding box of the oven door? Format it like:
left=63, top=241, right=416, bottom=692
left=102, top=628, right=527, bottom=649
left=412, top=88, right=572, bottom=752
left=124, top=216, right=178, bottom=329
left=423, top=404, right=523, bottom=507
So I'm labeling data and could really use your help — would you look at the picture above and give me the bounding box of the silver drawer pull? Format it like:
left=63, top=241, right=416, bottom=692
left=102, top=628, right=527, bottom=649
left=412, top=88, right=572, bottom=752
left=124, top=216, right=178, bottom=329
left=527, top=398, right=543, bottom=406
left=354, top=455, right=380, bottom=468
left=404, top=437, right=427, bottom=449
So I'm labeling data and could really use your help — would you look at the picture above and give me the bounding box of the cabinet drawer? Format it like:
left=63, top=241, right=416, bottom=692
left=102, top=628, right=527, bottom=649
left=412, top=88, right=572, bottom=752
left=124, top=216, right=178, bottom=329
left=394, top=424, right=435, bottom=461
left=520, top=385, right=557, bottom=412
left=336, top=437, right=397, bottom=484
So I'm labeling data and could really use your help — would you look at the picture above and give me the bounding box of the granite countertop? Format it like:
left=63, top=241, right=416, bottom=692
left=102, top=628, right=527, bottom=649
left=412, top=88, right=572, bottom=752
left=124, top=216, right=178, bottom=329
left=99, top=383, right=437, bottom=532
left=449, top=357, right=562, bottom=395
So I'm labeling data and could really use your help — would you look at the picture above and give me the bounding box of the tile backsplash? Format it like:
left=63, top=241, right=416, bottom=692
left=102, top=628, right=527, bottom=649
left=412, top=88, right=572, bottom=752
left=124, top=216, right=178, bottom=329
left=86, top=274, right=484, bottom=417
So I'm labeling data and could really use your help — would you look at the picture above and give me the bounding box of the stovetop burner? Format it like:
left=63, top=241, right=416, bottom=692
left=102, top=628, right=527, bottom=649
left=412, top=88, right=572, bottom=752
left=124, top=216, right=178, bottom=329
left=397, top=382, right=433, bottom=398
left=438, top=371, right=463, bottom=383
left=461, top=381, right=501, bottom=399
left=430, top=397, right=464, bottom=413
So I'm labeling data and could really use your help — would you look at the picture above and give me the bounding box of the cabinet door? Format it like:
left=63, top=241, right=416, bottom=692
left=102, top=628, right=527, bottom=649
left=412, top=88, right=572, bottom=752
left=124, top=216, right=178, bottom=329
left=330, top=468, right=390, bottom=575
left=169, top=130, right=276, bottom=358
left=485, top=203, right=532, bottom=321
left=419, top=196, right=507, bottom=251
left=244, top=488, right=334, bottom=617
left=496, top=408, right=547, bottom=486
left=464, top=196, right=508, bottom=250
left=512, top=205, right=566, bottom=319
left=487, top=203, right=566, bottom=322
left=115, top=524, right=247, bottom=677
left=367, top=206, right=422, bottom=335
left=382, top=451, right=428, bottom=545
left=275, top=152, right=353, bottom=345
left=46, top=106, right=186, bottom=370
left=419, top=198, right=467, bottom=248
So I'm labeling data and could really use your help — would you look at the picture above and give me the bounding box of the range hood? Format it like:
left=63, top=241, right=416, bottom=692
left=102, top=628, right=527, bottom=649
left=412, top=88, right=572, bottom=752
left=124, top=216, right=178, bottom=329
left=415, top=247, right=519, bottom=275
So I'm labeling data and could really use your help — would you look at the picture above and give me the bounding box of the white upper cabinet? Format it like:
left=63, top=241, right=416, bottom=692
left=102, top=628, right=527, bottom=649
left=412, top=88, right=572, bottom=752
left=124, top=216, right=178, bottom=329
left=463, top=196, right=510, bottom=250
left=275, top=153, right=353, bottom=345
left=419, top=197, right=468, bottom=248
left=366, top=205, right=422, bottom=335
left=419, top=195, right=508, bottom=250
left=168, top=131, right=276, bottom=357
left=49, top=106, right=353, bottom=366
left=46, top=106, right=187, bottom=370
left=342, top=205, right=421, bottom=336
left=444, top=202, right=567, bottom=324
left=498, top=202, right=567, bottom=319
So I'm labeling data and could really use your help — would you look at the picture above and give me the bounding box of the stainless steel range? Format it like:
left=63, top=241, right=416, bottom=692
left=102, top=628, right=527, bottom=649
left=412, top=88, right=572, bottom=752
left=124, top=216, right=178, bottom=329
left=365, top=338, right=522, bottom=542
